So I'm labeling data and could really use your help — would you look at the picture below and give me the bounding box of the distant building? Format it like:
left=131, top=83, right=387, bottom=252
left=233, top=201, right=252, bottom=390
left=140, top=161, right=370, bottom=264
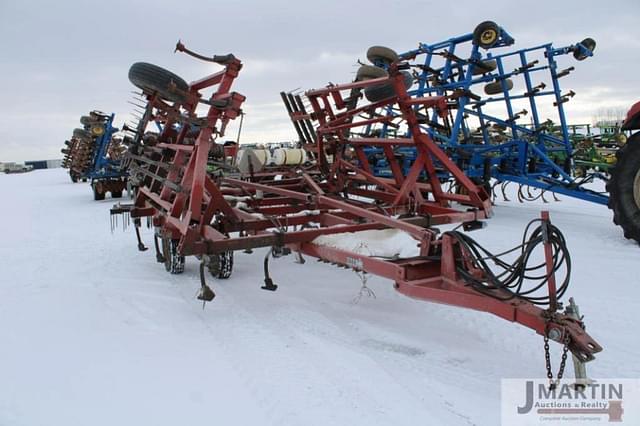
left=24, top=159, right=63, bottom=170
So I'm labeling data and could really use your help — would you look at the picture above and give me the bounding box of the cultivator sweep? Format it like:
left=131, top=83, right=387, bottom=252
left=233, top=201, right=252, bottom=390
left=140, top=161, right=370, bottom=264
left=61, top=111, right=128, bottom=199
left=337, top=24, right=640, bottom=237
left=110, top=41, right=602, bottom=375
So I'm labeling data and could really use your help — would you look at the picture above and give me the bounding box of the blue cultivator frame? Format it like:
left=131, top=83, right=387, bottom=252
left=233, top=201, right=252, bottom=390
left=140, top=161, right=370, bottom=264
left=84, top=113, right=128, bottom=200
left=364, top=22, right=605, bottom=205
left=87, top=114, right=126, bottom=181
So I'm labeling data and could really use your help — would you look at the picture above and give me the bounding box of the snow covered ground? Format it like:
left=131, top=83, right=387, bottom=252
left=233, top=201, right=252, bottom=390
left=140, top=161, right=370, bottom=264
left=0, top=168, right=638, bottom=426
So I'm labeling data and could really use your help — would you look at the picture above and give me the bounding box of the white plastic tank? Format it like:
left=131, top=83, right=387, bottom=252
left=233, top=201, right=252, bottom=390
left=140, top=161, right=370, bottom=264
left=236, top=148, right=271, bottom=174
left=271, top=148, right=307, bottom=166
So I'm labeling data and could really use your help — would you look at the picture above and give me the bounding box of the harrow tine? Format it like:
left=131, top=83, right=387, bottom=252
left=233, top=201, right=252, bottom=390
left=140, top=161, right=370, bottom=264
left=517, top=185, right=525, bottom=203
left=501, top=182, right=510, bottom=202
left=541, top=190, right=549, bottom=203
left=133, top=218, right=148, bottom=251
left=527, top=186, right=534, bottom=198
left=553, top=192, right=561, bottom=202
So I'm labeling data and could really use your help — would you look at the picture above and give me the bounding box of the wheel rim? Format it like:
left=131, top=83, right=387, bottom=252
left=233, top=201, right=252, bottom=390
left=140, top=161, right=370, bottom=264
left=481, top=29, right=497, bottom=46
left=634, top=168, right=640, bottom=209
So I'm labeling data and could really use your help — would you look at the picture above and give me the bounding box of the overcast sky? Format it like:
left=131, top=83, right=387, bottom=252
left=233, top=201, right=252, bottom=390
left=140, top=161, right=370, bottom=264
left=1, top=0, right=638, bottom=162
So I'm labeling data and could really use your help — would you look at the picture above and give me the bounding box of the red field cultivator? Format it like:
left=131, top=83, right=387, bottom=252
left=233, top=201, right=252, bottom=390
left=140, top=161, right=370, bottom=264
left=112, top=42, right=602, bottom=376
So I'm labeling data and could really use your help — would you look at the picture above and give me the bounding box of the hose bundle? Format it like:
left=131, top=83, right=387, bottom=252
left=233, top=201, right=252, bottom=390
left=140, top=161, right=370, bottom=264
left=445, top=219, right=571, bottom=306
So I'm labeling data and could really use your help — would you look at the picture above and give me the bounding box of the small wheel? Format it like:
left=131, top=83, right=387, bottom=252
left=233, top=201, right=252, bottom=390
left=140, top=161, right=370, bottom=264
left=484, top=79, right=514, bottom=95
left=364, top=71, right=413, bottom=103
left=91, top=125, right=105, bottom=136
left=606, top=132, right=640, bottom=243
left=73, top=128, right=92, bottom=140
left=70, top=173, right=78, bottom=183
left=574, top=37, right=596, bottom=61
left=111, top=190, right=123, bottom=199
left=471, top=59, right=497, bottom=75
left=128, top=62, right=189, bottom=103
left=366, top=46, right=399, bottom=65
left=93, top=184, right=105, bottom=201
left=80, top=115, right=97, bottom=126
left=356, top=64, right=388, bottom=81
left=473, top=21, right=500, bottom=49
left=208, top=251, right=234, bottom=279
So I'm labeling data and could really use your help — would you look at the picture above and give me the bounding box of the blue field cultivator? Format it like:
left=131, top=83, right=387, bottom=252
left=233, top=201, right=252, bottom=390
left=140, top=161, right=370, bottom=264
left=61, top=111, right=128, bottom=200
left=287, top=21, right=639, bottom=243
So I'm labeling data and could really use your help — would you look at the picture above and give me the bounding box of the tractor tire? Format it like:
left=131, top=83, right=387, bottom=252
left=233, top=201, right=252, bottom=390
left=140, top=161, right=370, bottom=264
left=473, top=21, right=500, bottom=49
left=208, top=251, right=234, bottom=279
left=128, top=62, right=189, bottom=103
left=366, top=46, right=399, bottom=65
left=73, top=128, right=92, bottom=140
left=356, top=64, right=388, bottom=81
left=606, top=132, right=640, bottom=243
left=364, top=71, right=413, bottom=103
left=484, top=79, right=513, bottom=95
left=472, top=59, right=497, bottom=75
left=162, top=237, right=185, bottom=274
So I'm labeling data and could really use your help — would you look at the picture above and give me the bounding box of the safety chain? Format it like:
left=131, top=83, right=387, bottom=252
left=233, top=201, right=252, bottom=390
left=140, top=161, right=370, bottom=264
left=544, top=333, right=571, bottom=390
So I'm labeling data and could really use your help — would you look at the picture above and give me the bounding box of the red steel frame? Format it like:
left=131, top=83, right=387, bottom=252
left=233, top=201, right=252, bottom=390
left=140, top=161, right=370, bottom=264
left=126, top=48, right=601, bottom=363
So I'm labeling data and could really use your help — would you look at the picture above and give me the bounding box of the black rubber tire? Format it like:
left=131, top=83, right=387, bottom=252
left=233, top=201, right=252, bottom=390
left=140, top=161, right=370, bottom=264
left=574, top=37, right=596, bottom=61
left=80, top=115, right=96, bottom=126
left=484, top=79, right=513, bottom=95
left=111, top=190, right=123, bottom=199
left=161, top=238, right=185, bottom=274
left=208, top=251, right=234, bottom=279
left=472, top=59, right=497, bottom=75
left=128, top=62, right=189, bottom=103
left=364, top=71, right=413, bottom=103
left=473, top=21, right=500, bottom=49
left=70, top=173, right=78, bottom=183
left=73, top=128, right=92, bottom=140
left=93, top=185, right=105, bottom=201
left=366, top=46, right=399, bottom=65
left=606, top=132, right=640, bottom=243
left=356, top=65, right=388, bottom=81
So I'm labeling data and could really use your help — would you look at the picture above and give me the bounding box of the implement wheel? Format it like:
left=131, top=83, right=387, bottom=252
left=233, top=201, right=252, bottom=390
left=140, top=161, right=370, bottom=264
left=366, top=46, right=398, bottom=65
left=208, top=251, right=234, bottom=279
left=128, top=62, right=189, bottom=103
left=161, top=237, right=185, bottom=274
left=356, top=64, right=388, bottom=81
left=473, top=21, right=500, bottom=49
left=92, top=182, right=105, bottom=201
left=606, top=132, right=640, bottom=243
left=484, top=79, right=513, bottom=95
left=472, top=59, right=497, bottom=75
left=364, top=71, right=413, bottom=103
left=73, top=128, right=92, bottom=140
